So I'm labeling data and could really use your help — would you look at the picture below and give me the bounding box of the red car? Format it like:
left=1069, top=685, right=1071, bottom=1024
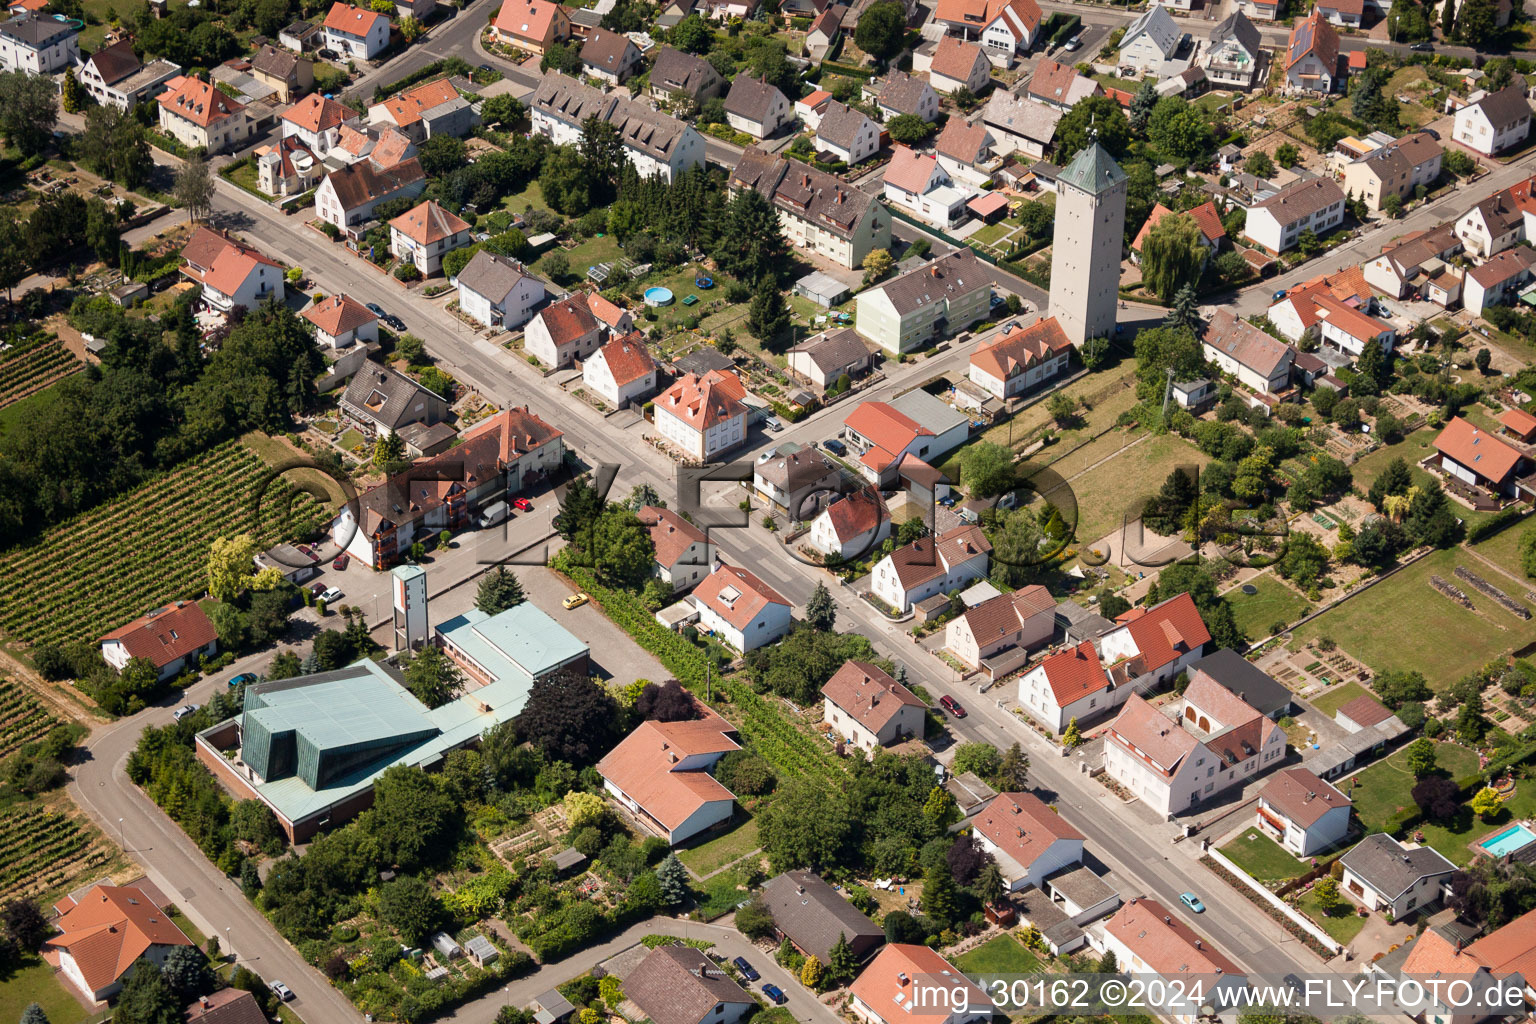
left=512, top=497, right=533, bottom=512
left=940, top=695, right=967, bottom=718
left=332, top=554, right=349, bottom=571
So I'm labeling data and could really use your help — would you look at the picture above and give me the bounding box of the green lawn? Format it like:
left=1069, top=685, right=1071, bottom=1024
left=1348, top=427, right=1439, bottom=495
left=1041, top=432, right=1211, bottom=546
left=0, top=957, right=91, bottom=1024
left=1227, top=575, right=1311, bottom=642
left=0, top=381, right=65, bottom=452
left=677, top=817, right=759, bottom=877
left=1295, top=548, right=1535, bottom=685
left=1219, top=827, right=1308, bottom=883
left=1471, top=518, right=1534, bottom=582
left=954, top=934, right=1042, bottom=975
left=533, top=234, right=626, bottom=288
left=691, top=867, right=751, bottom=919
left=1348, top=741, right=1482, bottom=833
left=1308, top=681, right=1371, bottom=719
left=1298, top=890, right=1367, bottom=944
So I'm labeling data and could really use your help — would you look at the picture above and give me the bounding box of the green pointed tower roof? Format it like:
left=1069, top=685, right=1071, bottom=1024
left=1059, top=141, right=1125, bottom=195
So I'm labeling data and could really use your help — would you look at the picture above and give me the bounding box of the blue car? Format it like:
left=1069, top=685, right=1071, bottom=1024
left=1180, top=891, right=1205, bottom=913
left=733, top=957, right=759, bottom=982
left=1271, top=289, right=1288, bottom=301
left=229, top=673, right=257, bottom=689
left=822, top=438, right=847, bottom=456
left=762, top=984, right=787, bottom=1005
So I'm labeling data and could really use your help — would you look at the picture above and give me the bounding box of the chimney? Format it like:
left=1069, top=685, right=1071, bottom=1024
left=897, top=973, right=910, bottom=986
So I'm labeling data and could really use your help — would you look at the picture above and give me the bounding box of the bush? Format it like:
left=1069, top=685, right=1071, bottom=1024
left=394, top=262, right=422, bottom=281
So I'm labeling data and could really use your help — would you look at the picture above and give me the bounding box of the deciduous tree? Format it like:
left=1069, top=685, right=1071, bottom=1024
left=174, top=153, right=215, bottom=225
left=1141, top=213, right=1205, bottom=302
left=516, top=669, right=621, bottom=765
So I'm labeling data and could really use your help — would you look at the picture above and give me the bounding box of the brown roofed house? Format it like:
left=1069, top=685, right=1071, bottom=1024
left=623, top=945, right=755, bottom=1024
left=822, top=660, right=928, bottom=752
left=100, top=601, right=218, bottom=682
left=760, top=869, right=885, bottom=963
left=47, top=884, right=193, bottom=1001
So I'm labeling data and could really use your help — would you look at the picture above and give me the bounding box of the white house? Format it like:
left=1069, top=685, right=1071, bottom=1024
left=855, top=248, right=991, bottom=354
left=842, top=398, right=966, bottom=486
left=1255, top=766, right=1352, bottom=857
left=625, top=946, right=755, bottom=1024
left=302, top=293, right=379, bottom=349
left=78, top=39, right=179, bottom=109
left=1465, top=245, right=1536, bottom=315
left=580, top=28, right=642, bottom=85
left=654, top=369, right=748, bottom=460
left=1103, top=900, right=1246, bottom=1024
left=967, top=316, right=1073, bottom=400
left=100, top=601, right=218, bottom=682
left=883, top=146, right=971, bottom=229
left=725, top=74, right=791, bottom=139
left=530, top=72, right=704, bottom=183
left=970, top=791, right=1085, bottom=891
left=1118, top=5, right=1180, bottom=75
left=849, top=946, right=990, bottom=1024
left=158, top=75, right=252, bottom=154
left=786, top=327, right=874, bottom=390
left=1203, top=11, right=1264, bottom=89
left=1364, top=222, right=1464, bottom=300
left=323, top=1, right=391, bottom=59
left=178, top=227, right=286, bottom=314
left=1454, top=85, right=1533, bottom=157
left=314, top=157, right=427, bottom=233
left=1283, top=10, right=1338, bottom=95
left=523, top=292, right=602, bottom=369
left=929, top=36, right=991, bottom=96
left=1313, top=293, right=1396, bottom=357
left=946, top=584, right=1055, bottom=672
left=1244, top=177, right=1345, bottom=254
left=389, top=200, right=472, bottom=276
left=1264, top=267, right=1375, bottom=342
left=1015, top=641, right=1114, bottom=733
left=280, top=93, right=352, bottom=156
left=1201, top=310, right=1295, bottom=394
left=872, top=524, right=991, bottom=613
left=0, top=12, right=77, bottom=73
left=597, top=708, right=740, bottom=844
left=46, top=885, right=193, bottom=1002
left=822, top=660, right=927, bottom=753
left=1340, top=834, right=1455, bottom=918
left=815, top=100, right=880, bottom=166
left=729, top=147, right=890, bottom=270
left=933, top=0, right=1043, bottom=54
left=638, top=504, right=714, bottom=593
left=808, top=489, right=891, bottom=562
left=454, top=249, right=547, bottom=329
left=693, top=562, right=793, bottom=652
left=583, top=331, right=657, bottom=407
left=870, top=71, right=940, bottom=124
left=980, top=90, right=1061, bottom=161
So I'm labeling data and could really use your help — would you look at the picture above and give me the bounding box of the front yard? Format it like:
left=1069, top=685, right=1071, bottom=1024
left=1219, top=826, right=1308, bottom=883
left=1297, top=889, right=1367, bottom=944
left=677, top=817, right=759, bottom=877
left=954, top=933, right=1042, bottom=975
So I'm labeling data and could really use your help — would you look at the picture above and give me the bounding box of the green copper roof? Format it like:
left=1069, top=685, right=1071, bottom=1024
left=1059, top=142, right=1126, bottom=195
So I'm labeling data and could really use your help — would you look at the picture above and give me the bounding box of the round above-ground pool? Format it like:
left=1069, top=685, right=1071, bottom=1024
left=644, top=286, right=674, bottom=307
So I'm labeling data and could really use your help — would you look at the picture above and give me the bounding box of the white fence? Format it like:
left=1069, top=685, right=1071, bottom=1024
left=1205, top=846, right=1344, bottom=956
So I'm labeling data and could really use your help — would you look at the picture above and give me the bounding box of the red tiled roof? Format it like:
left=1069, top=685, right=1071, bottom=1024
left=533, top=291, right=600, bottom=346
left=1500, top=407, right=1536, bottom=439
left=100, top=601, right=217, bottom=670
left=1108, top=693, right=1196, bottom=775
left=849, top=946, right=988, bottom=1024
left=1434, top=415, right=1522, bottom=484
left=389, top=199, right=469, bottom=245
left=1336, top=693, right=1393, bottom=728
left=593, top=331, right=654, bottom=386
left=885, top=145, right=942, bottom=194
left=883, top=524, right=991, bottom=591
left=962, top=584, right=1055, bottom=643
left=1106, top=898, right=1242, bottom=976
left=596, top=710, right=739, bottom=832
left=303, top=293, right=377, bottom=336
left=931, top=36, right=986, bottom=82
left=458, top=405, right=564, bottom=463
left=971, top=316, right=1071, bottom=382
left=1036, top=640, right=1111, bottom=705
left=324, top=2, right=387, bottom=35
left=822, top=660, right=927, bottom=733
left=972, top=791, right=1083, bottom=871
left=45, top=885, right=192, bottom=994
left=822, top=489, right=888, bottom=542
left=377, top=78, right=459, bottom=128
left=657, top=369, right=747, bottom=432
left=1132, top=201, right=1226, bottom=251
left=1468, top=907, right=1536, bottom=978
left=282, top=92, right=350, bottom=134
left=844, top=401, right=932, bottom=458
left=695, top=562, right=790, bottom=630
left=586, top=292, right=632, bottom=331
left=159, top=76, right=244, bottom=127
left=1259, top=767, right=1350, bottom=828
left=493, top=0, right=565, bottom=41
left=1122, top=592, right=1208, bottom=673
left=638, top=504, right=709, bottom=571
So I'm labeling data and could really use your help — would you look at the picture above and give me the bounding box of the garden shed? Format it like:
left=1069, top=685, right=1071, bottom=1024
left=432, top=932, right=463, bottom=960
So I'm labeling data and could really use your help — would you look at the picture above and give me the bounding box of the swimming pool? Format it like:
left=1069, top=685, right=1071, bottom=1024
left=1480, top=823, right=1536, bottom=857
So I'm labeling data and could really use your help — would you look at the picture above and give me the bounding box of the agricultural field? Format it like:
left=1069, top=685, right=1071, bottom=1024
left=1294, top=548, right=1534, bottom=685
left=0, top=803, right=118, bottom=904
left=0, top=440, right=331, bottom=648
left=0, top=338, right=80, bottom=410
left=0, top=678, right=57, bottom=759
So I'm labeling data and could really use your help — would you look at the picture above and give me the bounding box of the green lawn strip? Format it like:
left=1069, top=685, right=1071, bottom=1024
left=1308, top=681, right=1371, bottom=718
left=1347, top=427, right=1440, bottom=494
left=1226, top=575, right=1311, bottom=642
left=677, top=817, right=759, bottom=877
left=0, top=958, right=93, bottom=1024
left=954, top=934, right=1042, bottom=975
left=1294, top=548, right=1532, bottom=685
left=692, top=867, right=750, bottom=919
left=1217, top=826, right=1308, bottom=883
left=1347, top=741, right=1481, bottom=833
left=1470, top=519, right=1534, bottom=579
left=1296, top=890, right=1367, bottom=944
left=0, top=380, right=65, bottom=450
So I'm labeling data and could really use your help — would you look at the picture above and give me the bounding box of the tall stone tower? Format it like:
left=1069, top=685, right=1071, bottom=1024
left=1049, top=140, right=1128, bottom=347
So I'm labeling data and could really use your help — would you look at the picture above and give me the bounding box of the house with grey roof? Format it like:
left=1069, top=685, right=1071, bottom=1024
left=580, top=28, right=642, bottom=84
left=759, top=870, right=884, bottom=966
left=788, top=327, right=874, bottom=389
left=1118, top=5, right=1180, bottom=74
left=729, top=147, right=889, bottom=269
left=1200, top=309, right=1295, bottom=395
left=624, top=946, right=754, bottom=1024
left=454, top=250, right=548, bottom=329
left=79, top=38, right=181, bottom=109
left=981, top=89, right=1063, bottom=160
left=815, top=99, right=880, bottom=165
left=0, top=12, right=78, bottom=73
left=725, top=74, right=790, bottom=139
left=339, top=360, right=451, bottom=437
left=869, top=70, right=939, bottom=123
left=1185, top=648, right=1293, bottom=719
left=1453, top=84, right=1533, bottom=156
left=753, top=443, right=841, bottom=517
left=1203, top=10, right=1263, bottom=89
left=1341, top=834, right=1456, bottom=918
left=854, top=248, right=991, bottom=353
left=648, top=47, right=723, bottom=104
left=530, top=72, right=704, bottom=182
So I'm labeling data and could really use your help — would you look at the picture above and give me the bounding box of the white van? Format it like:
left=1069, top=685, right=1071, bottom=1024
left=476, top=501, right=509, bottom=528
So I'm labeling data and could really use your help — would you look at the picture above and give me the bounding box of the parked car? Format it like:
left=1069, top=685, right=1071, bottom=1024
left=1410, top=40, right=1434, bottom=50
left=1179, top=892, right=1205, bottom=913
left=172, top=704, right=201, bottom=722
left=365, top=302, right=387, bottom=318
left=1063, top=35, right=1081, bottom=49
left=512, top=497, right=533, bottom=512
left=732, top=958, right=759, bottom=982
left=562, top=592, right=590, bottom=610
left=382, top=313, right=406, bottom=331
left=229, top=673, right=257, bottom=689
left=822, top=438, right=847, bottom=456
left=1271, top=289, right=1287, bottom=301
left=477, top=62, right=494, bottom=74
left=318, top=586, right=344, bottom=604
left=270, top=981, right=294, bottom=1002
left=762, top=984, right=786, bottom=1005
left=317, top=47, right=338, bottom=58
left=764, top=415, right=784, bottom=432
left=939, top=695, right=966, bottom=718
left=309, top=582, right=326, bottom=599
left=332, top=554, right=349, bottom=571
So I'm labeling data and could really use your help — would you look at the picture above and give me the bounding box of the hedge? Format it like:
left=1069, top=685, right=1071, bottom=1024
left=1466, top=506, right=1528, bottom=544
left=374, top=57, right=476, bottom=99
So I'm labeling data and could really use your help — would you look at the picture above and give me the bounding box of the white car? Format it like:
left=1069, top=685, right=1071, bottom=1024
left=318, top=586, right=343, bottom=604
left=270, top=981, right=294, bottom=1002
left=172, top=704, right=200, bottom=722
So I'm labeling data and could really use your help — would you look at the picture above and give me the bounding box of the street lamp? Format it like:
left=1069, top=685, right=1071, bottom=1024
left=117, top=817, right=124, bottom=850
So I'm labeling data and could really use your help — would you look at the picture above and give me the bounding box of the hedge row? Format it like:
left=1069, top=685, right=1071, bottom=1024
left=1466, top=506, right=1528, bottom=545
